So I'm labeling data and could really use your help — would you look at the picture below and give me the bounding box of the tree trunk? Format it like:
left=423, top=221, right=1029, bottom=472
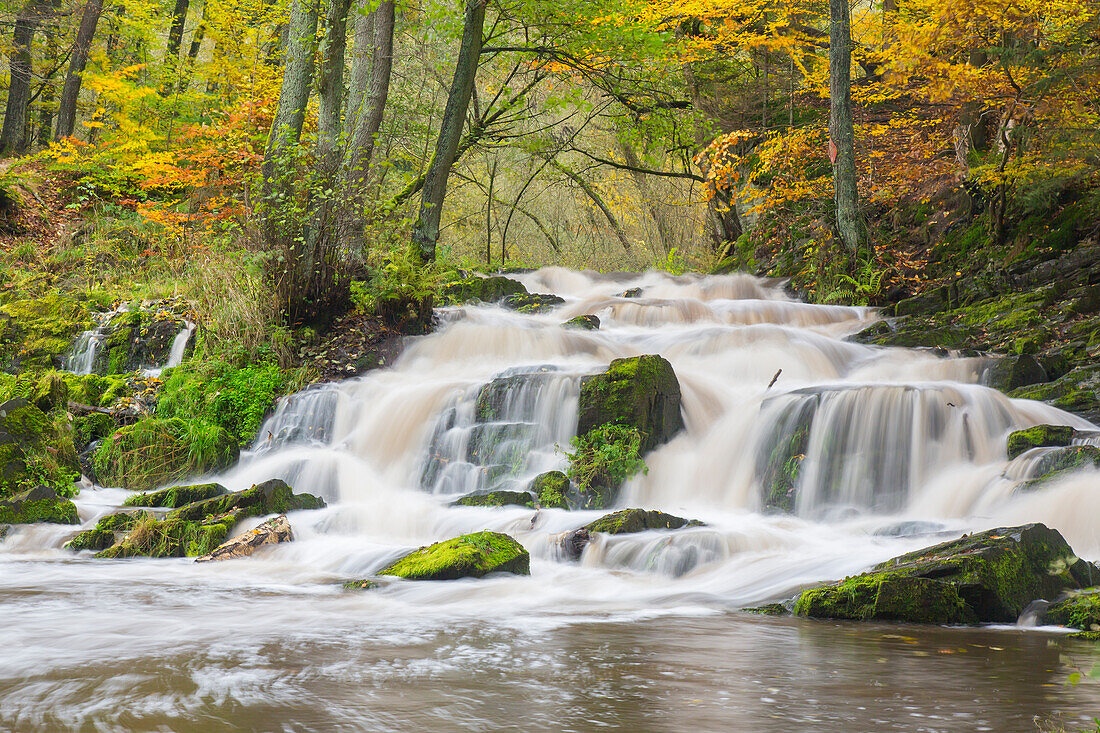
left=828, top=0, right=864, bottom=251
left=262, top=0, right=319, bottom=181
left=54, top=0, right=105, bottom=140
left=165, top=0, right=189, bottom=59
left=1, top=3, right=43, bottom=155
left=411, top=0, right=485, bottom=262
left=316, top=0, right=351, bottom=165
left=344, top=0, right=393, bottom=187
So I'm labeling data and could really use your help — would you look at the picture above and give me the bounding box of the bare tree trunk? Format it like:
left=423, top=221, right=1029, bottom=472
left=828, top=0, right=864, bottom=251
left=54, top=0, right=105, bottom=140
left=411, top=0, right=485, bottom=262
left=344, top=0, right=394, bottom=186
left=316, top=0, right=351, bottom=164
left=1, top=2, right=44, bottom=154
left=262, top=0, right=319, bottom=180
left=165, top=0, right=189, bottom=59
left=620, top=143, right=674, bottom=253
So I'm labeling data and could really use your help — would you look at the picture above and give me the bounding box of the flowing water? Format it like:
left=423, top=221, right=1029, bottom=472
left=5, top=268, right=1100, bottom=731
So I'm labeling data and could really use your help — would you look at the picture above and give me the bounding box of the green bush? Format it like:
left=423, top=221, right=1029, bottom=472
left=564, top=424, right=647, bottom=508
left=156, top=361, right=286, bottom=446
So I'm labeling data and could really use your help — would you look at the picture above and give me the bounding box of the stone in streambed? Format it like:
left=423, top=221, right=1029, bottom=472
left=195, top=514, right=293, bottom=562
left=562, top=315, right=600, bottom=331
left=1044, top=588, right=1100, bottom=632
left=0, top=485, right=78, bottom=525
left=794, top=523, right=1093, bottom=624
left=451, top=490, right=535, bottom=509
left=343, top=578, right=380, bottom=591
left=1020, top=445, right=1100, bottom=490
left=1007, top=424, right=1075, bottom=459
left=983, top=355, right=1047, bottom=392
left=379, top=530, right=530, bottom=580
left=95, top=512, right=240, bottom=558
left=123, top=482, right=229, bottom=508
left=64, top=527, right=116, bottom=551
left=501, top=293, right=565, bottom=313
left=440, top=275, right=527, bottom=304
left=577, top=354, right=684, bottom=454
left=527, top=470, right=570, bottom=510
left=584, top=508, right=703, bottom=534
left=167, top=479, right=324, bottom=522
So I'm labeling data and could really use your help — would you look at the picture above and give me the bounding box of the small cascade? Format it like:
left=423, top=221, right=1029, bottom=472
left=252, top=384, right=342, bottom=452
left=418, top=365, right=581, bottom=496
left=61, top=309, right=121, bottom=375
left=142, top=321, right=195, bottom=377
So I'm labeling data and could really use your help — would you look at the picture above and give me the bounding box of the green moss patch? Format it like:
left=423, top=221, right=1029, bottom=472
left=379, top=531, right=530, bottom=581
left=564, top=424, right=647, bottom=510
left=577, top=355, right=684, bottom=454
left=95, top=513, right=237, bottom=559
left=123, top=482, right=228, bottom=508
left=167, top=479, right=324, bottom=522
left=0, top=485, right=78, bottom=524
left=450, top=490, right=535, bottom=508
left=439, top=276, right=527, bottom=305
left=1007, top=424, right=1075, bottom=459
left=528, top=470, right=570, bottom=509
left=562, top=315, right=600, bottom=330
left=584, top=508, right=703, bottom=535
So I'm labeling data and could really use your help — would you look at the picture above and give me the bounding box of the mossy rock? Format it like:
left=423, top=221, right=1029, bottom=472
left=500, top=293, right=565, bottom=313
left=562, top=315, right=600, bottom=331
left=1045, top=588, right=1100, bottom=632
left=74, top=412, right=115, bottom=447
left=94, top=510, right=147, bottom=532
left=95, top=513, right=237, bottom=559
left=92, top=417, right=239, bottom=491
left=168, top=479, right=325, bottom=522
left=1007, top=424, right=1075, bottom=459
left=29, top=373, right=69, bottom=413
left=1009, top=364, right=1100, bottom=423
left=379, top=530, right=530, bottom=581
left=577, top=354, right=684, bottom=454
left=983, top=355, right=1048, bottom=392
left=583, top=508, right=703, bottom=535
left=528, top=470, right=570, bottom=509
left=451, top=490, right=535, bottom=508
left=794, top=524, right=1093, bottom=624
left=0, top=397, right=79, bottom=499
left=343, top=579, right=380, bottom=591
left=123, top=482, right=229, bottom=508
left=89, top=303, right=191, bottom=376
left=473, top=367, right=557, bottom=423
left=1021, top=445, right=1100, bottom=490
left=64, top=527, right=117, bottom=551
left=440, top=276, right=527, bottom=304
left=0, top=485, right=78, bottom=524
left=0, top=291, right=92, bottom=371
left=741, top=603, right=791, bottom=616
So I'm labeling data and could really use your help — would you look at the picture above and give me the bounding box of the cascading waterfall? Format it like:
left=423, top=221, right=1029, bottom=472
left=5, top=267, right=1100, bottom=731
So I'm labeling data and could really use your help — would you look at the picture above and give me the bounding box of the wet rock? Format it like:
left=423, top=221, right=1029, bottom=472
left=343, top=578, right=380, bottom=591
left=379, top=530, right=530, bottom=580
left=742, top=603, right=791, bottom=616
left=0, top=485, right=78, bottom=524
left=91, top=302, right=193, bottom=375
left=0, top=397, right=78, bottom=500
left=441, top=276, right=527, bottom=304
left=500, top=293, right=565, bottom=313
left=0, top=523, right=9, bottom=541
left=451, top=490, right=535, bottom=509
left=64, top=527, right=116, bottom=551
left=528, top=470, right=570, bottom=509
left=559, top=528, right=591, bottom=560
left=1009, top=363, right=1100, bottom=424
left=562, top=315, right=600, bottom=331
left=794, top=524, right=1093, bottom=624
left=1007, top=424, right=1075, bottom=459
left=1021, top=445, right=1100, bottom=490
left=473, top=366, right=558, bottom=423
left=95, top=512, right=238, bottom=559
left=872, top=521, right=951, bottom=538
left=29, top=374, right=69, bottom=413
left=584, top=508, right=703, bottom=535
left=577, top=354, right=684, bottom=454
left=195, top=514, right=293, bottom=562
left=982, top=355, right=1047, bottom=392
left=619, top=288, right=643, bottom=298
left=94, top=510, right=146, bottom=532
left=168, top=479, right=325, bottom=522
left=123, top=482, right=229, bottom=508
left=1044, top=587, right=1100, bottom=632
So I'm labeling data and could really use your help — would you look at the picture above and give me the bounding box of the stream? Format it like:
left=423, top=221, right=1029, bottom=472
left=3, top=267, right=1100, bottom=731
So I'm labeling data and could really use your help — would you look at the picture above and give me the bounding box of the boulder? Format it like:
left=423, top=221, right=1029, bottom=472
left=168, top=479, right=325, bottom=522
left=0, top=485, right=78, bottom=524
left=1044, top=588, right=1100, bottom=632
left=619, top=288, right=643, bottom=298
left=1009, top=363, right=1100, bottom=424
left=95, top=513, right=238, bottom=559
left=1007, top=424, right=1075, bottom=459
left=64, top=527, right=116, bottom=551
left=451, top=490, right=535, bottom=509
left=576, top=354, right=684, bottom=453
left=343, top=578, right=380, bottom=591
left=558, top=528, right=591, bottom=560
left=195, top=514, right=293, bottom=562
left=794, top=524, right=1093, bottom=624
left=501, top=293, right=565, bottom=313
left=379, top=530, right=530, bottom=580
left=527, top=470, right=570, bottom=509
left=562, top=315, right=600, bottom=331
left=441, top=276, right=527, bottom=304
left=1021, top=445, right=1100, bottom=489
left=584, top=508, right=703, bottom=534
left=123, top=482, right=229, bottom=508
left=0, top=397, right=78, bottom=500
left=983, top=355, right=1048, bottom=392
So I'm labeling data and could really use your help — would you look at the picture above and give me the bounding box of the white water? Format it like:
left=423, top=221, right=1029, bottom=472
left=142, top=320, right=195, bottom=378
left=6, top=267, right=1100, bottom=731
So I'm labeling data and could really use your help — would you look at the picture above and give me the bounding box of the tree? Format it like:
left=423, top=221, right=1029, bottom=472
left=828, top=0, right=864, bottom=251
left=411, top=0, right=486, bottom=262
left=0, top=1, right=47, bottom=154
left=343, top=0, right=395, bottom=187
left=55, top=0, right=105, bottom=139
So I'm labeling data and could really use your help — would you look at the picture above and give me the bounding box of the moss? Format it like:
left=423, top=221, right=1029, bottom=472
left=564, top=424, right=647, bottom=510
left=0, top=397, right=79, bottom=499
left=73, top=412, right=115, bottom=447
left=439, top=276, right=527, bottom=305
left=95, top=510, right=148, bottom=532
left=561, top=315, right=600, bottom=331
left=123, top=482, right=228, bottom=508
left=584, top=508, right=703, bottom=535
left=450, top=490, right=535, bottom=508
left=742, top=603, right=791, bottom=616
left=379, top=530, right=530, bottom=580
left=64, top=527, right=117, bottom=551
left=0, top=486, right=79, bottom=524
left=92, top=416, right=239, bottom=491
left=1023, top=446, right=1100, bottom=489
left=167, top=479, right=324, bottom=522
left=1007, top=424, right=1075, bottom=459
left=795, top=574, right=971, bottom=624
left=528, top=470, right=570, bottom=509
left=342, top=579, right=380, bottom=591
left=0, top=291, right=92, bottom=371
left=576, top=355, right=684, bottom=454
left=95, top=512, right=236, bottom=558
left=1045, top=588, right=1100, bottom=631
left=500, top=293, right=565, bottom=313
left=1009, top=364, right=1100, bottom=419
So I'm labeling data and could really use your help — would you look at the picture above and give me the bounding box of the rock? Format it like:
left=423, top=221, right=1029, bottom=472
left=30, top=374, right=69, bottom=413
left=983, top=355, right=1047, bottom=392
left=794, top=524, right=1093, bottom=624
left=375, top=294, right=434, bottom=335
left=500, top=293, right=565, bottom=313
left=343, top=579, right=380, bottom=591
left=1021, top=445, right=1100, bottom=489
left=0, top=523, right=9, bottom=540
left=1007, top=424, right=1075, bottom=459
left=528, top=470, right=570, bottom=509
left=451, top=490, right=535, bottom=509
left=584, top=508, right=703, bottom=534
left=195, top=514, right=293, bottom=562
left=559, top=528, right=591, bottom=560
left=94, top=510, right=146, bottom=532
left=0, top=397, right=78, bottom=500
left=742, top=603, right=791, bottom=616
left=562, top=315, right=600, bottom=330
left=619, top=288, right=643, bottom=298
left=441, top=276, right=527, bottom=304
left=95, top=512, right=238, bottom=559
left=123, top=482, right=229, bottom=508
left=92, top=304, right=192, bottom=376
left=577, top=354, right=684, bottom=453
left=1009, top=363, right=1100, bottom=424
left=168, top=479, right=325, bottom=522
left=0, top=485, right=78, bottom=524
left=64, top=527, right=116, bottom=551
left=1044, top=587, right=1100, bottom=632
left=378, top=530, right=530, bottom=580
